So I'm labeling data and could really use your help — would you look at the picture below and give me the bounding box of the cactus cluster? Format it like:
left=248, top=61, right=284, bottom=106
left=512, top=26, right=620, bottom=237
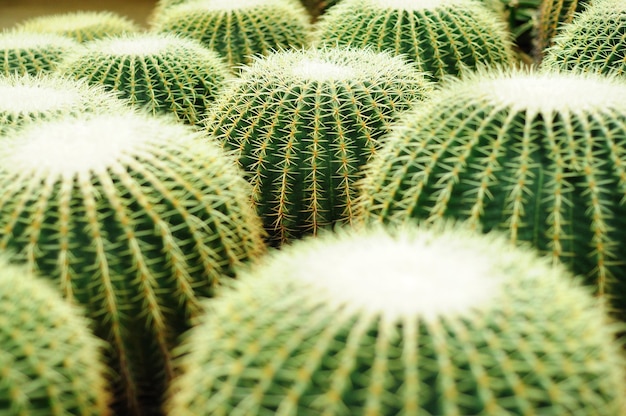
left=0, top=113, right=266, bottom=415
left=151, top=0, right=312, bottom=68
left=541, top=0, right=626, bottom=76
left=15, top=10, right=140, bottom=43
left=313, top=0, right=514, bottom=81
left=0, top=256, right=111, bottom=415
left=357, top=68, right=626, bottom=319
left=205, top=47, right=432, bottom=244
left=0, top=30, right=81, bottom=76
left=56, top=32, right=232, bottom=124
left=0, top=73, right=129, bottom=135
left=167, top=222, right=626, bottom=415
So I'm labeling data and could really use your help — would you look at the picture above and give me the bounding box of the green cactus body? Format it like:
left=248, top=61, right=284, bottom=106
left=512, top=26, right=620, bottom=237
left=357, top=68, right=626, bottom=319
left=0, top=31, right=81, bottom=76
left=313, top=0, right=514, bottom=82
left=15, top=11, right=140, bottom=43
left=205, top=47, right=433, bottom=244
left=0, top=113, right=266, bottom=415
left=0, top=74, right=129, bottom=136
left=150, top=0, right=312, bottom=68
left=56, top=33, right=232, bottom=124
left=0, top=256, right=111, bottom=415
left=167, top=222, right=626, bottom=415
left=534, top=0, right=580, bottom=60
left=541, top=0, right=625, bottom=76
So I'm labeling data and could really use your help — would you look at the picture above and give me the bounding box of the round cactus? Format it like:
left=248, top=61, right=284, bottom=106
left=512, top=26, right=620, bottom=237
left=56, top=32, right=232, bottom=124
left=534, top=0, right=590, bottom=61
left=166, top=222, right=626, bottom=415
left=0, top=73, right=129, bottom=136
left=15, top=11, right=140, bottom=43
left=150, top=0, right=312, bottom=68
left=357, top=68, right=626, bottom=319
left=0, top=256, right=111, bottom=415
left=0, top=30, right=81, bottom=76
left=541, top=0, right=625, bottom=76
left=205, top=47, right=433, bottom=244
left=0, top=113, right=266, bottom=415
left=313, top=0, right=514, bottom=82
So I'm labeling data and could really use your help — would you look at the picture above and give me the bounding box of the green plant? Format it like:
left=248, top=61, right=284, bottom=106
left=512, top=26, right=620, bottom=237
left=15, top=11, right=140, bottom=43
left=0, top=30, right=81, bottom=76
left=533, top=0, right=588, bottom=60
left=0, top=113, right=266, bottom=415
left=357, top=68, right=626, bottom=320
left=167, top=221, right=626, bottom=415
left=313, top=0, right=514, bottom=82
left=0, top=73, right=129, bottom=136
left=56, top=32, right=232, bottom=125
left=541, top=0, right=624, bottom=76
left=205, top=47, right=433, bottom=245
left=150, top=0, right=312, bottom=68
left=0, top=256, right=111, bottom=415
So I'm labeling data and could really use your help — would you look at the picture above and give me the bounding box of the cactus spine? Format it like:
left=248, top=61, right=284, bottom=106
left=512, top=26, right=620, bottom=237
left=150, top=0, right=312, bottom=68
left=0, top=113, right=266, bottom=415
left=57, top=33, right=232, bottom=124
left=0, top=256, right=111, bottom=415
left=313, top=0, right=514, bottom=82
left=15, top=11, right=140, bottom=43
left=541, top=0, right=625, bottom=76
left=167, top=222, right=626, bottom=415
left=205, top=47, right=433, bottom=244
left=357, top=68, right=626, bottom=320
left=0, top=31, right=81, bottom=76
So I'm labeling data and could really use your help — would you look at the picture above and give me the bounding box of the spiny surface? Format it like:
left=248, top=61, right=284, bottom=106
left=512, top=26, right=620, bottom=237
left=151, top=0, right=311, bottom=68
left=205, top=47, right=433, bottom=244
left=0, top=31, right=81, bottom=76
left=357, top=68, right=626, bottom=319
left=57, top=33, right=231, bottom=124
left=167, top=223, right=626, bottom=415
left=0, top=257, right=111, bottom=415
left=0, top=113, right=266, bottom=415
left=314, top=0, right=514, bottom=81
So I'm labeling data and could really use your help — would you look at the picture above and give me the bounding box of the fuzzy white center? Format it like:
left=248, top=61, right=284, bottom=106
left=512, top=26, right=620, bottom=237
left=372, top=0, right=456, bottom=10
left=6, top=117, right=144, bottom=177
left=99, top=37, right=170, bottom=56
left=0, top=33, right=73, bottom=49
left=294, top=230, right=503, bottom=321
left=482, top=75, right=625, bottom=113
left=0, top=85, right=81, bottom=114
left=198, top=0, right=266, bottom=11
left=291, top=59, right=356, bottom=81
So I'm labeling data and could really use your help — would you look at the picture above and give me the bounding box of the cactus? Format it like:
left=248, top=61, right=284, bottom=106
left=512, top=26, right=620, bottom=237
left=0, top=113, right=266, bottom=415
left=313, top=0, right=514, bottom=82
left=357, top=68, right=626, bottom=320
left=205, top=47, right=433, bottom=245
left=166, top=221, right=626, bottom=415
left=15, top=11, right=140, bottom=43
left=56, top=32, right=232, bottom=125
left=150, top=0, right=312, bottom=68
left=0, top=256, right=111, bottom=415
left=0, top=73, right=129, bottom=136
left=541, top=0, right=625, bottom=76
left=534, top=0, right=586, bottom=60
left=0, top=30, right=81, bottom=76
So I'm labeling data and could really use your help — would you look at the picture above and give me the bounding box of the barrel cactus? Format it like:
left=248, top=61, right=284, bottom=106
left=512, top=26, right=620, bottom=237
left=0, top=113, right=266, bottom=415
left=0, top=30, right=81, bottom=76
left=167, top=222, right=626, bottom=415
left=534, top=0, right=590, bottom=60
left=0, top=73, right=129, bottom=136
left=15, top=11, right=140, bottom=43
left=541, top=0, right=625, bottom=76
left=0, top=256, right=111, bottom=415
left=205, top=47, right=433, bottom=244
left=357, top=68, right=626, bottom=320
left=313, top=0, right=514, bottom=82
left=56, top=32, right=232, bottom=124
left=150, top=0, right=312, bottom=68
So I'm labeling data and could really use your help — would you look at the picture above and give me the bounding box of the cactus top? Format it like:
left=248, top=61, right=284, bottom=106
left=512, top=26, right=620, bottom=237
left=0, top=83, right=80, bottom=114
left=182, top=0, right=275, bottom=11
left=272, top=223, right=515, bottom=321
left=96, top=33, right=189, bottom=57
left=0, top=30, right=78, bottom=49
left=371, top=0, right=463, bottom=10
